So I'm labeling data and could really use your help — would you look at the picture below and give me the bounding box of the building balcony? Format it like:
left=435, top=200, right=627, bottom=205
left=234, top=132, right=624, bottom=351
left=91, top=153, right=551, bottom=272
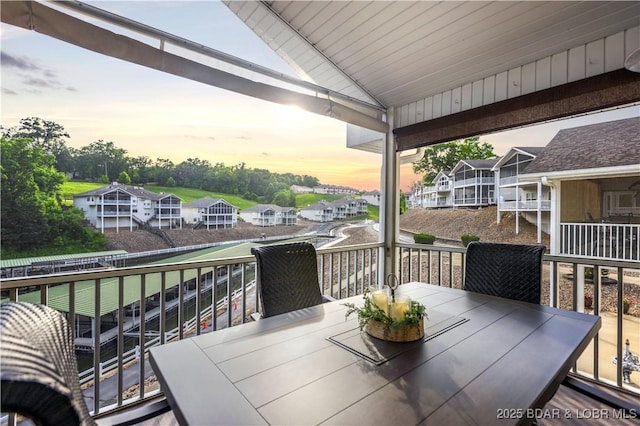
left=499, top=175, right=519, bottom=185
left=97, top=211, right=132, bottom=217
left=424, top=199, right=452, bottom=208
left=1, top=242, right=637, bottom=424
left=101, top=199, right=132, bottom=205
left=560, top=222, right=640, bottom=262
left=499, top=200, right=551, bottom=211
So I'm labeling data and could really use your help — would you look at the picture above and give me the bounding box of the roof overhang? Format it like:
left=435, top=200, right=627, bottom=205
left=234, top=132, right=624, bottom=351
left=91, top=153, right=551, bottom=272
left=394, top=69, right=640, bottom=151
left=3, top=1, right=639, bottom=154
left=520, top=164, right=640, bottom=182
left=225, top=1, right=640, bottom=152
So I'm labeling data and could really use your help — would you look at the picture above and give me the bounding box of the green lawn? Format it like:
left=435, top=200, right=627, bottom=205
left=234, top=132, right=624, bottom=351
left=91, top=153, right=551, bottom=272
left=145, top=185, right=256, bottom=209
left=295, top=193, right=344, bottom=207
left=60, top=181, right=103, bottom=199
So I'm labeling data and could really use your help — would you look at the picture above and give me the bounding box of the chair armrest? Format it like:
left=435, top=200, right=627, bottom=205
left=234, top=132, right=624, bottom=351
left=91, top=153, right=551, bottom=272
left=322, top=294, right=337, bottom=302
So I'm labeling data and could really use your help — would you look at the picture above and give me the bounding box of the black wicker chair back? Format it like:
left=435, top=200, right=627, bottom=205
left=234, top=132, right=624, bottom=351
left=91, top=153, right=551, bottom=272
left=0, top=302, right=170, bottom=426
left=464, top=242, right=545, bottom=304
left=0, top=301, right=95, bottom=426
left=251, top=242, right=325, bottom=318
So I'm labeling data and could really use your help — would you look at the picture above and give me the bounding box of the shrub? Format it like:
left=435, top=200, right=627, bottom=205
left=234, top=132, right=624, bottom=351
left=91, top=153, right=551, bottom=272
left=413, top=233, right=436, bottom=245
left=584, top=267, right=609, bottom=279
left=461, top=234, right=480, bottom=247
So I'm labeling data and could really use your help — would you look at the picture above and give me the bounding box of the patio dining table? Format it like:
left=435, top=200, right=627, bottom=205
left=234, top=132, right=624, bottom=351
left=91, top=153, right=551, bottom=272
left=149, top=282, right=600, bottom=425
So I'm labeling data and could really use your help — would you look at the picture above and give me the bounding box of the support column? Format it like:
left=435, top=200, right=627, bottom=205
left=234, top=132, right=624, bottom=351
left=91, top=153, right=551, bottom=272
left=380, top=107, right=398, bottom=286
left=515, top=182, right=520, bottom=234
left=543, top=176, right=560, bottom=305
left=537, top=181, right=542, bottom=243
left=495, top=170, right=501, bottom=224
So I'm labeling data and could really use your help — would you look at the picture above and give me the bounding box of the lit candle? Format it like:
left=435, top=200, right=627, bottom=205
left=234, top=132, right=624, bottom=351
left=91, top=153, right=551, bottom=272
left=371, top=290, right=389, bottom=315
left=390, top=301, right=410, bottom=320
left=390, top=295, right=411, bottom=320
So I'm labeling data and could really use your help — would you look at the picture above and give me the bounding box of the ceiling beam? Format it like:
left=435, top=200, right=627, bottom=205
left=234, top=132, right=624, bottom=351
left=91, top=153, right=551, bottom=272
left=394, top=69, right=640, bottom=151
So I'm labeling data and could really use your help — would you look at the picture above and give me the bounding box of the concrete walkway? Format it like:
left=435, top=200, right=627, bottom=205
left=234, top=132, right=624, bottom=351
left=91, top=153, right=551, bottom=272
left=576, top=311, right=640, bottom=392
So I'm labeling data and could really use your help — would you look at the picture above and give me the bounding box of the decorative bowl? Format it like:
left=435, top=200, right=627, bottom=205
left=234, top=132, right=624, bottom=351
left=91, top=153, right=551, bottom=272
left=365, top=317, right=424, bottom=342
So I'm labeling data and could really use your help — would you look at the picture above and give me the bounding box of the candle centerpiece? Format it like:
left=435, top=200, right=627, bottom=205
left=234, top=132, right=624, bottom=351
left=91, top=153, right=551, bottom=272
left=344, top=276, right=427, bottom=342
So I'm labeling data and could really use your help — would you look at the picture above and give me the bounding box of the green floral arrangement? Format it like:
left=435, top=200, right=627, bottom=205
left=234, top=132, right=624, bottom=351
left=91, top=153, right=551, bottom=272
left=343, top=287, right=427, bottom=334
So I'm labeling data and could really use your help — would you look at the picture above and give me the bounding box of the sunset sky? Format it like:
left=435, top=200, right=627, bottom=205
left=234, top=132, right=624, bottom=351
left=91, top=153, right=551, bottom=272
left=2, top=1, right=638, bottom=192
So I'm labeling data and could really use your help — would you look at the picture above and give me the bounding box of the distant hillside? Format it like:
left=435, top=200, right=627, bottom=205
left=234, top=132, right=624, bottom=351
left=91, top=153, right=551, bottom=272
left=400, top=206, right=550, bottom=247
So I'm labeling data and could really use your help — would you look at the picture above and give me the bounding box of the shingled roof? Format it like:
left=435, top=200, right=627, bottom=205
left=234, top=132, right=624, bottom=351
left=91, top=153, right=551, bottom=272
left=183, top=197, right=235, bottom=209
left=74, top=183, right=174, bottom=200
left=523, top=117, right=640, bottom=174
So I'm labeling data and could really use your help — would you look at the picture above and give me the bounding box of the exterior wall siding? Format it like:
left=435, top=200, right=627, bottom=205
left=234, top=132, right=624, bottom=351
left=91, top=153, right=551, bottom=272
left=394, top=28, right=637, bottom=127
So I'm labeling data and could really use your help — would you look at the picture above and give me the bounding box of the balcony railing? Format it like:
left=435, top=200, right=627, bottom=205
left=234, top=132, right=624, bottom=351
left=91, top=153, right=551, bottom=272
left=1, top=241, right=638, bottom=421
left=499, top=175, right=519, bottom=185
left=561, top=222, right=640, bottom=261
left=499, top=200, right=551, bottom=210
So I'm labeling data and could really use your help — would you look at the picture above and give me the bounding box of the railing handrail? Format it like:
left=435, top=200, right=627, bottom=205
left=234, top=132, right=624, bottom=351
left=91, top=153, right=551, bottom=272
left=0, top=255, right=257, bottom=289
left=2, top=241, right=637, bottom=419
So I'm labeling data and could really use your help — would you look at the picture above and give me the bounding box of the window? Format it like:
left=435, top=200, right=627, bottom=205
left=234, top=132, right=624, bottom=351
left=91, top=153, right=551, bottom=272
left=603, top=191, right=640, bottom=216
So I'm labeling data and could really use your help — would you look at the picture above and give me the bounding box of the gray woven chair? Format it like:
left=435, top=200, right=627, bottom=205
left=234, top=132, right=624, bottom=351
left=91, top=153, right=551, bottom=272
left=1, top=301, right=95, bottom=426
left=463, top=242, right=545, bottom=304
left=0, top=302, right=169, bottom=426
left=251, top=241, right=334, bottom=318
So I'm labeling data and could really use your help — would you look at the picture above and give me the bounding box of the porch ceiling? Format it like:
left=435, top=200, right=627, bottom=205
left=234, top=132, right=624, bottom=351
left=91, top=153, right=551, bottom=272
left=2, top=1, right=639, bottom=151
left=225, top=1, right=640, bottom=150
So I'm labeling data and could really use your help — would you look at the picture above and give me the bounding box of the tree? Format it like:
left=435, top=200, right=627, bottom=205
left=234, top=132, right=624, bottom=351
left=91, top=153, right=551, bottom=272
left=399, top=191, right=407, bottom=214
left=152, top=158, right=175, bottom=186
left=174, top=158, right=211, bottom=188
left=128, top=155, right=153, bottom=184
left=2, top=117, right=73, bottom=174
left=1, top=136, right=107, bottom=254
left=1, top=137, right=64, bottom=249
left=117, top=171, right=132, bottom=185
left=412, top=137, right=495, bottom=184
left=271, top=189, right=296, bottom=207
left=75, top=140, right=128, bottom=181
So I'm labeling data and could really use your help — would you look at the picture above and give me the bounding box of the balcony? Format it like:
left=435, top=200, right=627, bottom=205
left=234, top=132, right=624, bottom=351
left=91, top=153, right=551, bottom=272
left=499, top=200, right=551, bottom=211
left=561, top=222, right=640, bottom=261
left=499, top=175, right=519, bottom=186
left=1, top=241, right=638, bottom=424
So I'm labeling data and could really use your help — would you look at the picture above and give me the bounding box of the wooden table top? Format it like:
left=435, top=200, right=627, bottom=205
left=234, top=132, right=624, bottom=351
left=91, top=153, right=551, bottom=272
left=149, top=283, right=600, bottom=425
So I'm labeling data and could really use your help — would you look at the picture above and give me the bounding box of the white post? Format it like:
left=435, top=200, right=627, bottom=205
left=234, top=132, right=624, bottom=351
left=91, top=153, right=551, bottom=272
left=577, top=265, right=585, bottom=311
left=515, top=181, right=520, bottom=235
left=545, top=177, right=561, bottom=305
left=537, top=181, right=542, bottom=243
left=380, top=107, right=397, bottom=286
left=495, top=170, right=501, bottom=224
left=101, top=196, right=105, bottom=233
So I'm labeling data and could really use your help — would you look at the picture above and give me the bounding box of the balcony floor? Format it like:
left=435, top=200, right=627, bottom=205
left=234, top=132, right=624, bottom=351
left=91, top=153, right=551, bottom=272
left=139, top=375, right=638, bottom=426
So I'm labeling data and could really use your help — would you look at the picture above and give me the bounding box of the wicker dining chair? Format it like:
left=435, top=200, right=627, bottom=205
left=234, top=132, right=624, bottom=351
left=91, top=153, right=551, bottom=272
left=463, top=241, right=546, bottom=304
left=1, top=301, right=95, bottom=426
left=0, top=302, right=169, bottom=426
left=251, top=241, right=334, bottom=318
